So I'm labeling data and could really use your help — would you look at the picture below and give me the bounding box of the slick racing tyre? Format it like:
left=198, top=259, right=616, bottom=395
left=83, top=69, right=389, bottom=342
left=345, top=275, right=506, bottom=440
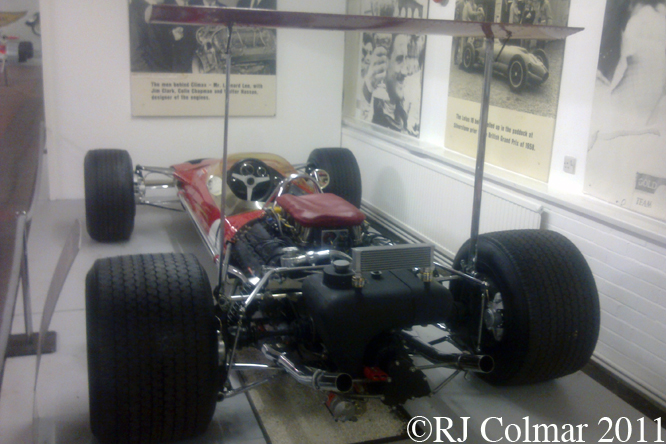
left=307, top=147, right=362, bottom=208
left=450, top=230, right=600, bottom=385
left=18, top=41, right=33, bottom=63
left=84, top=149, right=136, bottom=242
left=86, top=253, right=218, bottom=444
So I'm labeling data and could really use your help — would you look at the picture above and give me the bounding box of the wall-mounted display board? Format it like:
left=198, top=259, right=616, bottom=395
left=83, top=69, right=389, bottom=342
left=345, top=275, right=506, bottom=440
left=585, top=0, right=666, bottom=222
left=128, top=0, right=277, bottom=117
left=347, top=0, right=429, bottom=138
left=444, top=0, right=571, bottom=182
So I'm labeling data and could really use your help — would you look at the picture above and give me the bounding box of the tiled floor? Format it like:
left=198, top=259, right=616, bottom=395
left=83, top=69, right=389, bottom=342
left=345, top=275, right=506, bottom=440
left=1, top=198, right=663, bottom=444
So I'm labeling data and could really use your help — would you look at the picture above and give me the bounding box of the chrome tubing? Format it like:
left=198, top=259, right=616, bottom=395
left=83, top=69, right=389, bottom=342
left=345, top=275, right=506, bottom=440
left=468, top=36, right=496, bottom=275
left=136, top=165, right=175, bottom=177
left=400, top=332, right=494, bottom=373
left=218, top=26, right=233, bottom=295
left=433, top=262, right=488, bottom=287
left=280, top=249, right=353, bottom=268
left=262, top=344, right=353, bottom=393
left=244, top=264, right=326, bottom=308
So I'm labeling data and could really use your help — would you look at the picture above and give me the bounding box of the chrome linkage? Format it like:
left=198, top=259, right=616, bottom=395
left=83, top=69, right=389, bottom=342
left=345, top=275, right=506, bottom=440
left=134, top=165, right=183, bottom=211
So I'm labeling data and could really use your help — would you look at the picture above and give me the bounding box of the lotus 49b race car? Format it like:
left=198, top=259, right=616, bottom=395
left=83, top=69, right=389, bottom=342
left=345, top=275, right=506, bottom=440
left=82, top=6, right=596, bottom=444
left=83, top=146, right=599, bottom=444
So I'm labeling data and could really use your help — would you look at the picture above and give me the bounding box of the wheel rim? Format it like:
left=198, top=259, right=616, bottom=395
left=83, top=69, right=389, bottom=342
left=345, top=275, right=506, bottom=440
left=463, top=48, right=472, bottom=67
left=510, top=61, right=524, bottom=88
left=484, top=290, right=505, bottom=342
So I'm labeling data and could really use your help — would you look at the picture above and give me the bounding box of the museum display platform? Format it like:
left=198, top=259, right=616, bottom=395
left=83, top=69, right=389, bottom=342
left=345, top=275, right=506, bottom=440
left=1, top=198, right=663, bottom=443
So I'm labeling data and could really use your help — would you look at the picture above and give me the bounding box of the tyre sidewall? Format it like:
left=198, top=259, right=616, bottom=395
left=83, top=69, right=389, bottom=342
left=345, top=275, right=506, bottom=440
left=450, top=230, right=600, bottom=385
left=84, top=149, right=136, bottom=242
left=307, top=148, right=362, bottom=208
left=86, top=253, right=218, bottom=444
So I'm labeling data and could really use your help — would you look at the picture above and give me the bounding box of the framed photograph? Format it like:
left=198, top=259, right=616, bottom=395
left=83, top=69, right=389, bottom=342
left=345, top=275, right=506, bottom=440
left=585, top=0, right=666, bottom=222
left=351, top=0, right=429, bottom=137
left=128, top=0, right=277, bottom=117
left=445, top=0, right=571, bottom=182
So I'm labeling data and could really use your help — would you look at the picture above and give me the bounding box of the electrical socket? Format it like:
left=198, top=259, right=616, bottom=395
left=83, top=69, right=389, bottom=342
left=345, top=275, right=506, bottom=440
left=564, top=156, right=576, bottom=175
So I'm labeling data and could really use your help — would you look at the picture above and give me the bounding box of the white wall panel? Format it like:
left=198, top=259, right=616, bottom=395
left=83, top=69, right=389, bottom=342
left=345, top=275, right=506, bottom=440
left=346, top=128, right=541, bottom=259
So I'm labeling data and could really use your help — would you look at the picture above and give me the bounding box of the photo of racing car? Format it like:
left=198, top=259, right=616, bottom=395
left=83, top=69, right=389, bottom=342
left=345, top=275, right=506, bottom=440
left=460, top=38, right=549, bottom=92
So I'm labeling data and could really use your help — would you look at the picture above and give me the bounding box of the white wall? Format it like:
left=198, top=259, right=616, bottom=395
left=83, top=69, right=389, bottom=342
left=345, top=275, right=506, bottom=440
left=40, top=0, right=346, bottom=200
left=342, top=0, right=666, bottom=408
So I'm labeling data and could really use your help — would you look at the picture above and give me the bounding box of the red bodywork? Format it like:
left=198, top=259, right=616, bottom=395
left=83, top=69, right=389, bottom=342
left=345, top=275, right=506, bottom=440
left=172, top=159, right=264, bottom=251
left=171, top=153, right=305, bottom=257
left=171, top=153, right=363, bottom=261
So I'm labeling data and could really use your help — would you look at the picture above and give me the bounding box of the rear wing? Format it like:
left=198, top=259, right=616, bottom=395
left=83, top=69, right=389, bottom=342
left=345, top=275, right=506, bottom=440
left=149, top=6, right=580, bottom=41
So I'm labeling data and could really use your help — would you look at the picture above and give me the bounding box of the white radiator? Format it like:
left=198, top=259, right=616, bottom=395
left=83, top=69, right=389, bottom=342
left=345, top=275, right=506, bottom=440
left=346, top=132, right=543, bottom=264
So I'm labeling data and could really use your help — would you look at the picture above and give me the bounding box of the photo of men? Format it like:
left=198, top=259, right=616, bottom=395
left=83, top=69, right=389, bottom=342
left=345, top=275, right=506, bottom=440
left=585, top=0, right=666, bottom=222
left=354, top=0, right=428, bottom=137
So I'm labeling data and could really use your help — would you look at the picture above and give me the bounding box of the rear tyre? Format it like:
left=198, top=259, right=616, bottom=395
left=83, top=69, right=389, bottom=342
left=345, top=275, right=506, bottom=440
left=86, top=253, right=218, bottom=444
left=307, top=148, right=362, bottom=208
left=449, top=230, right=600, bottom=385
left=531, top=48, right=549, bottom=71
left=18, top=41, right=33, bottom=63
left=84, top=149, right=136, bottom=242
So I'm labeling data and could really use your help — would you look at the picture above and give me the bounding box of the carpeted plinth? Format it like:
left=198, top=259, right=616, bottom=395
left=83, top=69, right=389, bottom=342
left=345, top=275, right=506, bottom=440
left=235, top=349, right=410, bottom=444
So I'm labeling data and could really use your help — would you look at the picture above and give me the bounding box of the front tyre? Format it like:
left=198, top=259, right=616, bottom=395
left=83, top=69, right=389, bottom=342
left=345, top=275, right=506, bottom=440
left=84, top=149, right=136, bottom=242
left=460, top=42, right=475, bottom=71
left=86, top=253, right=218, bottom=444
left=450, top=230, right=600, bottom=385
left=508, top=56, right=527, bottom=92
left=307, top=148, right=362, bottom=208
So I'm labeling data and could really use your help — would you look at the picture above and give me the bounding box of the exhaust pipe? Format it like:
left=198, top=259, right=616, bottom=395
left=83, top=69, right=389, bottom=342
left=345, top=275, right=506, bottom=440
left=261, top=344, right=353, bottom=393
left=399, top=332, right=494, bottom=373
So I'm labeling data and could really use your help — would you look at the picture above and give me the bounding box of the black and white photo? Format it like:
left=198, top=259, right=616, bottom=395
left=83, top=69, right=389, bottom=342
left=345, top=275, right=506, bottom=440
left=445, top=0, right=572, bottom=182
left=585, top=0, right=666, bottom=222
left=353, top=0, right=428, bottom=137
left=128, top=0, right=277, bottom=116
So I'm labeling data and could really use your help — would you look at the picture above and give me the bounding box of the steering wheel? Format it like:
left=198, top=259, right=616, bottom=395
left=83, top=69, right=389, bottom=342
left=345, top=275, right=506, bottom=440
left=227, top=159, right=274, bottom=201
